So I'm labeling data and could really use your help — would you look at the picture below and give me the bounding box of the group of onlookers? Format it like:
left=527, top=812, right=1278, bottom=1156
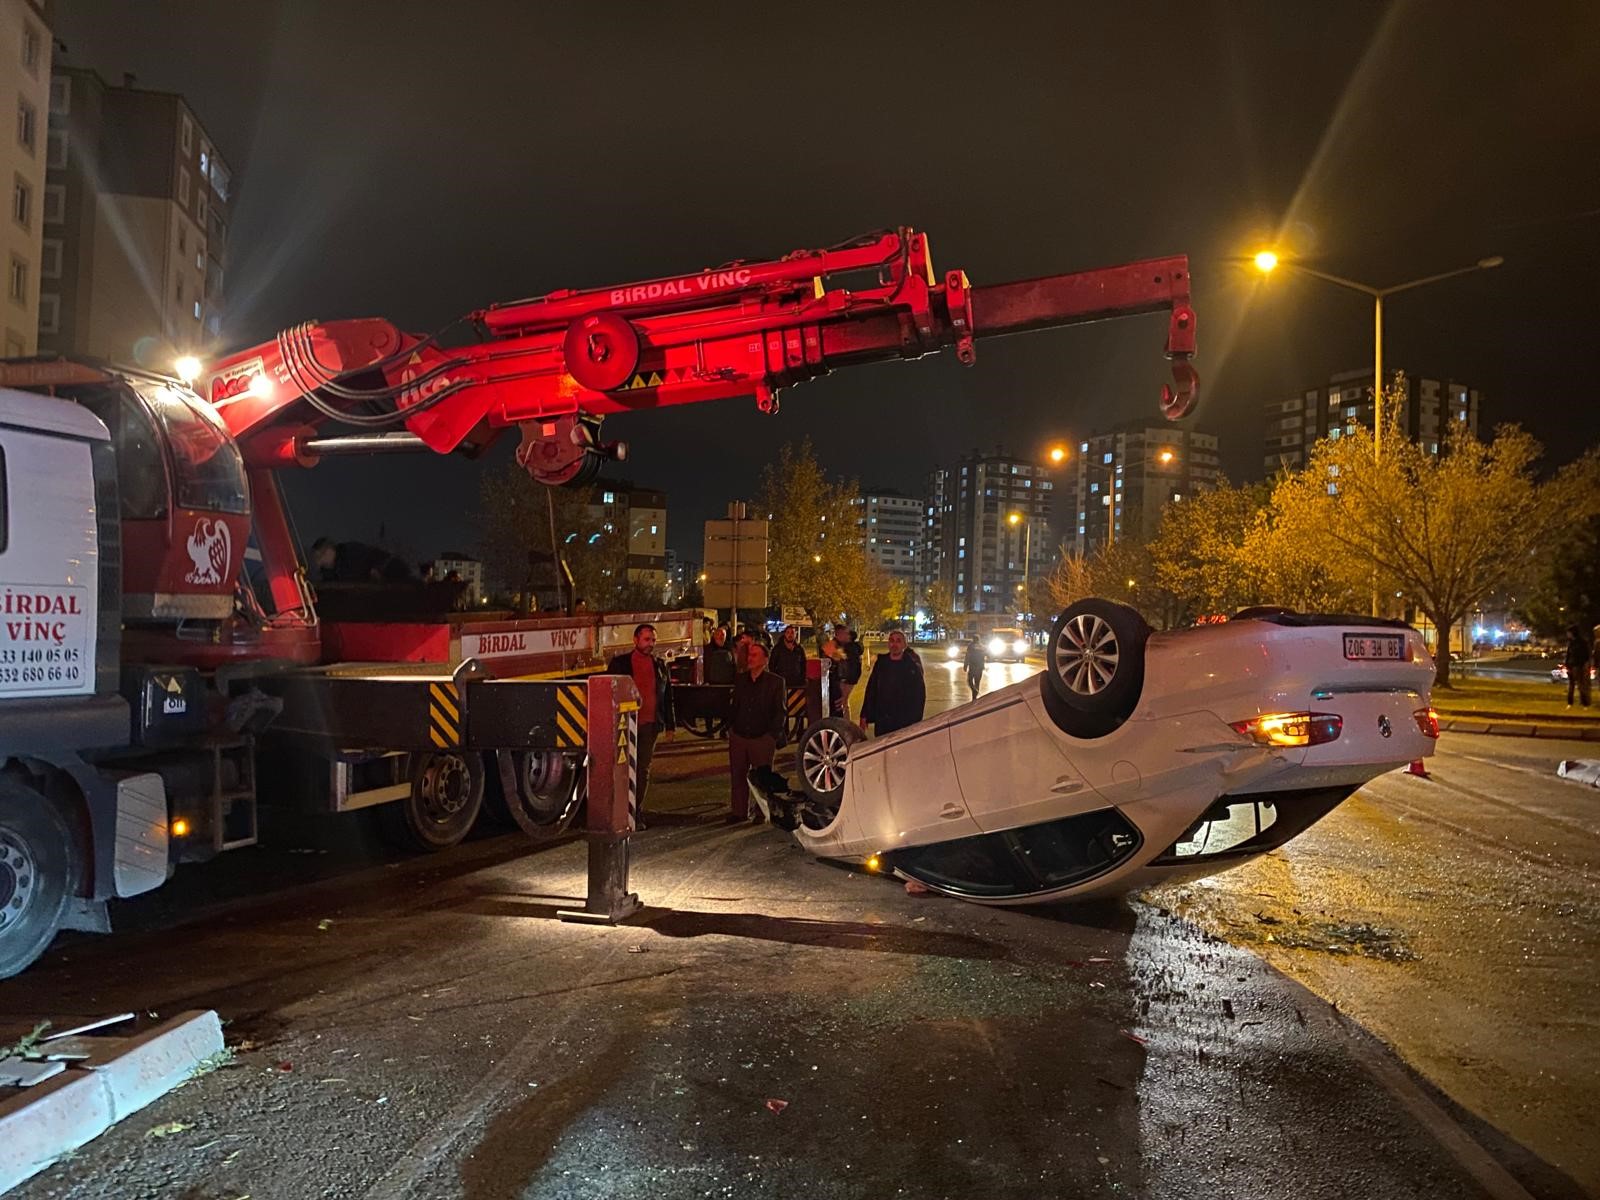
left=607, top=620, right=931, bottom=827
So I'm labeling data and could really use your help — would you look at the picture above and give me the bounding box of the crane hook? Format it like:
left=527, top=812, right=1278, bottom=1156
left=1160, top=356, right=1199, bottom=421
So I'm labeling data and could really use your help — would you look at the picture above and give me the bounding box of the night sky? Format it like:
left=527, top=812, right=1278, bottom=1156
left=56, top=1, right=1600, bottom=569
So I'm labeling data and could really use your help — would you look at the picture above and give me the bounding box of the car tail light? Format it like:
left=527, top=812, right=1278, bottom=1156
left=1231, top=712, right=1343, bottom=747
left=1413, top=707, right=1440, bottom=738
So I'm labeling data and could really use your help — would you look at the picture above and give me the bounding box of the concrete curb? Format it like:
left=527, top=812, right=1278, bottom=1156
left=0, top=1010, right=224, bottom=1195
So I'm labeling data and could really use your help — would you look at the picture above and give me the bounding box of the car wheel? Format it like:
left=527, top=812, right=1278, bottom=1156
left=797, top=717, right=865, bottom=808
left=0, top=779, right=81, bottom=979
left=1046, top=598, right=1150, bottom=719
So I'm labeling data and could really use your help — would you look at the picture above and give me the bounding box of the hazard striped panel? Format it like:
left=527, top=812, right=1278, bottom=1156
left=554, top=683, right=588, bottom=748
left=786, top=688, right=806, bottom=717
left=428, top=682, right=462, bottom=748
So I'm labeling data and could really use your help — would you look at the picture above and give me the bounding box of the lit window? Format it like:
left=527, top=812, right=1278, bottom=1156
left=650, top=524, right=657, bottom=535
left=602, top=491, right=614, bottom=503
left=1103, top=452, right=1113, bottom=464
left=193, top=299, right=201, bottom=320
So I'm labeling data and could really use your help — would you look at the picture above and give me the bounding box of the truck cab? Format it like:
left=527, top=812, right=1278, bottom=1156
left=1, top=387, right=170, bottom=977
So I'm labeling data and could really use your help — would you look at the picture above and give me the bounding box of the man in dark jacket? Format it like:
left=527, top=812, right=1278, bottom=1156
left=727, top=641, right=787, bottom=823
left=963, top=638, right=987, bottom=701
left=770, top=625, right=808, bottom=688
left=1565, top=623, right=1593, bottom=708
left=606, top=623, right=675, bottom=828
left=860, top=629, right=925, bottom=737
left=836, top=626, right=865, bottom=704
left=703, top=626, right=736, bottom=685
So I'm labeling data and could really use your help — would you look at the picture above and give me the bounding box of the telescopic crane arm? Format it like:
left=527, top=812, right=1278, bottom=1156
left=204, top=227, right=1198, bottom=485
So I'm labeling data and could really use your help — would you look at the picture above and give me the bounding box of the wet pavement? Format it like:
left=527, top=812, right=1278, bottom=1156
left=0, top=658, right=1594, bottom=1198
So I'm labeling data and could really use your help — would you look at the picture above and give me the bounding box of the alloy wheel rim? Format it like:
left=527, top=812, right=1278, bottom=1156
left=1056, top=613, right=1120, bottom=696
left=802, top=729, right=850, bottom=794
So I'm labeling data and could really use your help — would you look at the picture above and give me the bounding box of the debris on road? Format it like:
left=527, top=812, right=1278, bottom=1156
left=1556, top=759, right=1600, bottom=787
left=146, top=1121, right=192, bottom=1138
left=765, top=1099, right=789, bottom=1114
left=904, top=879, right=931, bottom=895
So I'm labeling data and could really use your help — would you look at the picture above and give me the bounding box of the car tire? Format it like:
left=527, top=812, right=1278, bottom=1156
left=1046, top=598, right=1150, bottom=719
left=796, top=717, right=866, bottom=808
left=0, top=779, right=81, bottom=979
left=383, top=751, right=485, bottom=852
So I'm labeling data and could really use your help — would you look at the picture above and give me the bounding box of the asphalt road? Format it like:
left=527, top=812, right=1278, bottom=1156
left=1, top=656, right=1593, bottom=1199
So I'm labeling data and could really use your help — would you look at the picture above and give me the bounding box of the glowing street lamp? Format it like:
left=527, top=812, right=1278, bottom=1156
left=174, top=356, right=201, bottom=384
left=1007, top=511, right=1033, bottom=609
left=1048, top=445, right=1068, bottom=466
left=1252, top=248, right=1503, bottom=462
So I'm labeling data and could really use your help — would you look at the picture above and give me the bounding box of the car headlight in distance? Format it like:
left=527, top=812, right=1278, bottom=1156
left=947, top=644, right=962, bottom=660
left=1012, top=639, right=1029, bottom=656
left=1231, top=712, right=1343, bottom=747
left=988, top=637, right=1005, bottom=656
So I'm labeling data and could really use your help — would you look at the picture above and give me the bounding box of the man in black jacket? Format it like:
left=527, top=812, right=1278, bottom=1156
left=703, top=626, right=736, bottom=685
left=727, top=641, right=787, bottom=823
left=606, top=624, right=675, bottom=828
left=770, top=625, right=808, bottom=688
left=860, top=629, right=925, bottom=737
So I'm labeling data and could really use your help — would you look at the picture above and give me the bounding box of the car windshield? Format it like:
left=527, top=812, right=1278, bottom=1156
left=134, top=379, right=249, bottom=514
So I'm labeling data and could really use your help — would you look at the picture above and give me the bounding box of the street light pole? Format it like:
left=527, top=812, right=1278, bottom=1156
left=1254, top=252, right=1503, bottom=462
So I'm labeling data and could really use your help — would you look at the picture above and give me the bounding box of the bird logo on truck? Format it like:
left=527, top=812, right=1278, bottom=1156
left=185, top=518, right=233, bottom=586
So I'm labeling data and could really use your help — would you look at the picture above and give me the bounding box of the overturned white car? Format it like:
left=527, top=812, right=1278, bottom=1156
left=754, top=600, right=1437, bottom=903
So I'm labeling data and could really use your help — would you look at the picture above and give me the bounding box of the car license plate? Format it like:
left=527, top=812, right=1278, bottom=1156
left=1343, top=633, right=1404, bottom=661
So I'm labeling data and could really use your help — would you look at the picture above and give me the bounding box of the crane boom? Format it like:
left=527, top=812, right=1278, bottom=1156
left=203, top=228, right=1198, bottom=486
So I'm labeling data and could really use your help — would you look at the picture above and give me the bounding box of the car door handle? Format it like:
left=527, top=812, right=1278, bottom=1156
left=939, top=802, right=966, bottom=819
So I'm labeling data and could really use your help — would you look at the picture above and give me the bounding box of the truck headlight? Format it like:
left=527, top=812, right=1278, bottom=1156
left=946, top=644, right=961, bottom=660
left=1012, top=639, right=1029, bottom=656
left=988, top=637, right=1005, bottom=656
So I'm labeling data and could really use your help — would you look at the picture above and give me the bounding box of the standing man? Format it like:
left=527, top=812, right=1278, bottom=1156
left=1565, top=623, right=1593, bottom=709
left=860, top=629, right=925, bottom=737
left=727, top=641, right=786, bottom=823
left=770, top=625, right=808, bottom=688
left=963, top=637, right=987, bottom=701
left=606, top=623, right=675, bottom=829
left=836, top=626, right=865, bottom=709
left=703, top=626, right=736, bottom=685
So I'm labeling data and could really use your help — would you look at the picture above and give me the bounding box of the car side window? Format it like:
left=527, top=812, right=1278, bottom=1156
left=892, top=809, right=1143, bottom=898
left=890, top=830, right=1032, bottom=898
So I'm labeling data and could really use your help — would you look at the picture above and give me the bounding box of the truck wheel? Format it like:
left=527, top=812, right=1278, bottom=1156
left=506, top=750, right=584, bottom=841
left=384, top=752, right=484, bottom=852
left=1046, top=599, right=1150, bottom=721
left=0, top=780, right=81, bottom=979
left=797, top=717, right=865, bottom=809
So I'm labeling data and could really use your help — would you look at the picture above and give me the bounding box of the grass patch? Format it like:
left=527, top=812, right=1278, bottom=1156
left=1432, top=675, right=1600, bottom=722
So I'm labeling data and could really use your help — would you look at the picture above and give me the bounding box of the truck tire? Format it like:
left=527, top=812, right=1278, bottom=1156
left=383, top=751, right=484, bottom=852
left=0, top=779, right=81, bottom=979
left=1046, top=599, right=1149, bottom=721
left=505, top=750, right=584, bottom=842
left=797, top=717, right=865, bottom=809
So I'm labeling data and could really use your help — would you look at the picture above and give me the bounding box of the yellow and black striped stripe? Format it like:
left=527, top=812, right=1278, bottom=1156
left=428, top=682, right=462, bottom=748
left=786, top=688, right=806, bottom=718
left=555, top=683, right=588, bottom=748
